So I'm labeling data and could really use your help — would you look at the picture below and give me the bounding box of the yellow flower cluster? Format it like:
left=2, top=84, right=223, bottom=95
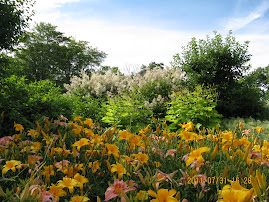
left=0, top=118, right=268, bottom=202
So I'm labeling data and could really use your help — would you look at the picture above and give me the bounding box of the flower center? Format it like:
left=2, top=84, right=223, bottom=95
left=114, top=184, right=122, bottom=195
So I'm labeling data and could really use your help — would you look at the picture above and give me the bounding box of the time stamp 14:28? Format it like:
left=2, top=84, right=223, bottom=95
left=187, top=176, right=252, bottom=185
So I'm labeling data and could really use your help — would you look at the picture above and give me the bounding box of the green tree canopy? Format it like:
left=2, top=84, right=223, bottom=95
left=0, top=0, right=34, bottom=50
left=244, top=65, right=269, bottom=99
left=139, top=61, right=164, bottom=76
left=173, top=31, right=251, bottom=87
left=15, top=22, right=107, bottom=86
left=173, top=31, right=266, bottom=118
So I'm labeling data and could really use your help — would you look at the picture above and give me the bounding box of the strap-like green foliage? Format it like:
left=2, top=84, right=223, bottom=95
left=165, top=85, right=222, bottom=130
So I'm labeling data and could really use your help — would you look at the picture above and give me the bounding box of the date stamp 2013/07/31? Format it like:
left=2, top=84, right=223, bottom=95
left=187, top=176, right=252, bottom=185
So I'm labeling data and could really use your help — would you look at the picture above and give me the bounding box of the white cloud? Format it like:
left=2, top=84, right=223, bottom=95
left=236, top=34, right=269, bottom=69
left=55, top=18, right=205, bottom=72
left=33, top=0, right=80, bottom=11
left=30, top=0, right=269, bottom=72
left=223, top=1, right=269, bottom=31
left=31, top=0, right=81, bottom=25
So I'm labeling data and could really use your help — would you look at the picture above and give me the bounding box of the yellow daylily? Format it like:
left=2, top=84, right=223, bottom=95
left=2, top=160, right=22, bottom=175
left=83, top=118, right=93, bottom=127
left=88, top=160, right=101, bottom=173
left=217, top=180, right=254, bottom=202
left=74, top=173, right=89, bottom=190
left=118, top=130, right=130, bottom=141
left=148, top=189, right=178, bottom=202
left=14, top=122, right=24, bottom=131
left=105, top=143, right=120, bottom=158
left=72, top=138, right=90, bottom=151
left=111, top=162, right=126, bottom=180
left=132, top=152, right=149, bottom=164
left=185, top=147, right=211, bottom=167
left=179, top=122, right=195, bottom=131
left=70, top=195, right=90, bottom=202
left=57, top=177, right=79, bottom=194
left=253, top=126, right=264, bottom=134
left=41, top=165, right=55, bottom=183
left=48, top=183, right=67, bottom=201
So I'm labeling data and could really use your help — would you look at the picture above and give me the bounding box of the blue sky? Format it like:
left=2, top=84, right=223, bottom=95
left=32, top=0, right=269, bottom=73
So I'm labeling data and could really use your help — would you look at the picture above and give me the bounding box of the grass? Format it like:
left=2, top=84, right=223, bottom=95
left=220, top=117, right=269, bottom=141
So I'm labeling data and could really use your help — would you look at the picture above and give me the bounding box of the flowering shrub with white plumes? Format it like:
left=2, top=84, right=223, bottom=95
left=64, top=70, right=125, bottom=98
left=64, top=66, right=183, bottom=124
left=64, top=66, right=183, bottom=98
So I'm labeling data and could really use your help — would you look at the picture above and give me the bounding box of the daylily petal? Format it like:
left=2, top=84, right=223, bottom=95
left=168, top=189, right=177, bottom=196
left=148, top=190, right=157, bottom=198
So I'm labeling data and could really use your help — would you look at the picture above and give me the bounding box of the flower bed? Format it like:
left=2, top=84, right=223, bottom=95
left=0, top=117, right=268, bottom=201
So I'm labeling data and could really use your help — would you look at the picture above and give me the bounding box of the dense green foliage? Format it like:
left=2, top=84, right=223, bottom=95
left=102, top=90, right=152, bottom=130
left=0, top=75, right=109, bottom=137
left=173, top=31, right=266, bottom=118
left=165, top=85, right=222, bottom=130
left=0, top=76, right=71, bottom=136
left=244, top=65, right=269, bottom=99
left=0, top=0, right=34, bottom=50
left=138, top=78, right=171, bottom=118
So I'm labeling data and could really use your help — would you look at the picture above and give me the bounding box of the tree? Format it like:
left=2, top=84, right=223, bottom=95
left=139, top=61, right=164, bottom=76
left=173, top=31, right=266, bottom=118
left=244, top=65, right=269, bottom=99
left=15, top=22, right=107, bottom=86
left=0, top=0, right=34, bottom=50
left=94, top=65, right=119, bottom=75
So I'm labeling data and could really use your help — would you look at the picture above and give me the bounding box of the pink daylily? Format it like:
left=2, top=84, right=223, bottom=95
left=28, top=155, right=43, bottom=164
left=0, top=136, right=13, bottom=146
left=165, top=149, right=177, bottom=158
left=242, top=129, right=251, bottom=136
left=55, top=160, right=70, bottom=171
left=105, top=179, right=136, bottom=202
left=193, top=174, right=209, bottom=192
left=29, top=185, right=56, bottom=202
left=22, top=140, right=33, bottom=145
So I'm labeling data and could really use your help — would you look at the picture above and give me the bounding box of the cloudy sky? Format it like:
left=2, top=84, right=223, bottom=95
left=31, top=0, right=269, bottom=73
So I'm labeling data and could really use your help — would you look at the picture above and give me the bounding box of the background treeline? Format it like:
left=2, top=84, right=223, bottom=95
left=1, top=0, right=269, bottom=137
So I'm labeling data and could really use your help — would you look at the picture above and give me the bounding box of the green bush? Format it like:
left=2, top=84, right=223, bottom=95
left=101, top=90, right=152, bottom=130
left=139, top=79, right=171, bottom=118
left=70, top=93, right=106, bottom=125
left=0, top=76, right=74, bottom=137
left=165, top=85, right=222, bottom=130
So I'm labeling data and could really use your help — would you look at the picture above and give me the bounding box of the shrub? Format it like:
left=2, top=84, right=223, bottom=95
left=64, top=67, right=182, bottom=97
left=165, top=85, right=222, bottom=130
left=0, top=76, right=74, bottom=137
left=64, top=66, right=183, bottom=120
left=70, top=93, right=106, bottom=125
left=64, top=70, right=125, bottom=98
left=101, top=90, right=152, bottom=130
